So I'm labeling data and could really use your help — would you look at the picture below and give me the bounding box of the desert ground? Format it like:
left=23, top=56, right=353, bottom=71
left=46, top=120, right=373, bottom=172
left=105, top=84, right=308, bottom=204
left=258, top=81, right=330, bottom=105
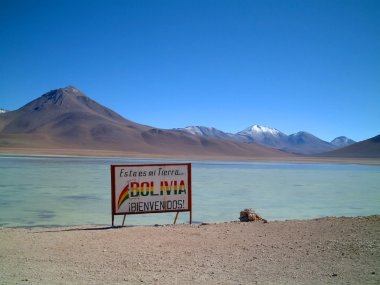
left=1, top=216, right=379, bottom=285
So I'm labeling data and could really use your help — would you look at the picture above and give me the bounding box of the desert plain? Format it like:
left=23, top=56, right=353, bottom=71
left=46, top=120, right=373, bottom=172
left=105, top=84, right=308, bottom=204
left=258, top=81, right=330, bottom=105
left=1, top=216, right=379, bottom=285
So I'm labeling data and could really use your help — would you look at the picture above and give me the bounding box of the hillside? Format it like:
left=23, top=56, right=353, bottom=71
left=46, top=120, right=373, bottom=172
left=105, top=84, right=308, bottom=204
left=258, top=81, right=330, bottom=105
left=0, top=87, right=292, bottom=158
left=320, top=134, right=380, bottom=158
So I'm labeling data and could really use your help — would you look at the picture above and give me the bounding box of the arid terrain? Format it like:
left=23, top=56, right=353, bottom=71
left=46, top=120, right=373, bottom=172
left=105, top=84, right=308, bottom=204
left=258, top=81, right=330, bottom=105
left=0, top=87, right=293, bottom=159
left=1, top=216, right=379, bottom=285
left=1, top=87, right=379, bottom=160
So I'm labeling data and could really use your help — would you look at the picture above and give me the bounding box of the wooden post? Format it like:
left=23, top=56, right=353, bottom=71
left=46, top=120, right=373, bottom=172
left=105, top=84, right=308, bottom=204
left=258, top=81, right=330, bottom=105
left=173, top=212, right=179, bottom=224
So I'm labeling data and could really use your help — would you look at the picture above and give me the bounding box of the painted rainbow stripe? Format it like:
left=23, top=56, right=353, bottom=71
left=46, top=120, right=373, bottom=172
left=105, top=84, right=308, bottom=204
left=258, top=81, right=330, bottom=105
left=117, top=184, right=129, bottom=209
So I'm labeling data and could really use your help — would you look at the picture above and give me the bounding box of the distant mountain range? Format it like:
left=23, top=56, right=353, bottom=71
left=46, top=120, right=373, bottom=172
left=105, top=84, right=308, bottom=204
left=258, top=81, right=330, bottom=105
left=175, top=125, right=355, bottom=155
left=0, top=86, right=378, bottom=158
left=0, top=86, right=292, bottom=158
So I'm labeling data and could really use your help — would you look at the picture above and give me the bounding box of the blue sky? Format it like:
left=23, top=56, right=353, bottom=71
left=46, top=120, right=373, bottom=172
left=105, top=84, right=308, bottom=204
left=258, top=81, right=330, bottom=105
left=0, top=0, right=379, bottom=142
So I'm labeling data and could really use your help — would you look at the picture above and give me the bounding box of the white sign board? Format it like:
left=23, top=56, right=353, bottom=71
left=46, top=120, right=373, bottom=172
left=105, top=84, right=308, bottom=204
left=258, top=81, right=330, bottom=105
left=111, top=163, right=192, bottom=225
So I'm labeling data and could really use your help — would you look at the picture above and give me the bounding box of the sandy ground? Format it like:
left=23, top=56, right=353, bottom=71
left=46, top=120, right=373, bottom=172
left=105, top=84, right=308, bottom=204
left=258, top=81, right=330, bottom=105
left=1, top=216, right=379, bottom=285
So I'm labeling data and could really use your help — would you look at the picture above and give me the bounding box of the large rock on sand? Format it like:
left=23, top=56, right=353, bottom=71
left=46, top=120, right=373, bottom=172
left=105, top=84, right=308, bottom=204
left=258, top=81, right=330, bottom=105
left=239, top=208, right=267, bottom=223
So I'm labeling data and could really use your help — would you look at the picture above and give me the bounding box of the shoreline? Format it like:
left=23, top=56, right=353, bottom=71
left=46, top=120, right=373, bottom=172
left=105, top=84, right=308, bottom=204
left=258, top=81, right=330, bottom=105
left=1, top=214, right=379, bottom=229
left=1, top=216, right=379, bottom=284
left=1, top=147, right=380, bottom=165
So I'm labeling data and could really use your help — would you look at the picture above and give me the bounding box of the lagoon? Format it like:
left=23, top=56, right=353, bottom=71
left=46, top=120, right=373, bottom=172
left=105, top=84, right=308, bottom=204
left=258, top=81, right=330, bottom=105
left=0, top=156, right=379, bottom=227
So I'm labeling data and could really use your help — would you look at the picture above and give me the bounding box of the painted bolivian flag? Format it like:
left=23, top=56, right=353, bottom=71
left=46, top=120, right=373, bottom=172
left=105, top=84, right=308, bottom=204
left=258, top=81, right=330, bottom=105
left=117, top=184, right=129, bottom=209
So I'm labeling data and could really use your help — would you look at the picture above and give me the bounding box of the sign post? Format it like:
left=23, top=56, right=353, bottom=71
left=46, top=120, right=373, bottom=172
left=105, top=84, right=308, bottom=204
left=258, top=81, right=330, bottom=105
left=111, top=163, right=192, bottom=226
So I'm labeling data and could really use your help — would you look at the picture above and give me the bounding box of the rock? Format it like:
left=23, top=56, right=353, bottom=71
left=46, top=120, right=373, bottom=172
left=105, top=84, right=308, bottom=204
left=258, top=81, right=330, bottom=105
left=239, top=208, right=267, bottom=223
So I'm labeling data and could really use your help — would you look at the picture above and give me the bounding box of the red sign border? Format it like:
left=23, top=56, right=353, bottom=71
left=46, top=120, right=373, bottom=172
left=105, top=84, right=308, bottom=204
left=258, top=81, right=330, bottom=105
left=111, top=163, right=192, bottom=225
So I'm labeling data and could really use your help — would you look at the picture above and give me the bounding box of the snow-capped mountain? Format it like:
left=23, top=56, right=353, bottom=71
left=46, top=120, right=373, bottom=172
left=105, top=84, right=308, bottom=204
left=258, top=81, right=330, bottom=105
left=239, top=125, right=283, bottom=137
left=175, top=126, right=238, bottom=141
left=174, top=124, right=355, bottom=155
left=331, top=136, right=356, bottom=147
left=237, top=126, right=337, bottom=154
left=236, top=124, right=289, bottom=148
left=0, top=108, right=8, bottom=114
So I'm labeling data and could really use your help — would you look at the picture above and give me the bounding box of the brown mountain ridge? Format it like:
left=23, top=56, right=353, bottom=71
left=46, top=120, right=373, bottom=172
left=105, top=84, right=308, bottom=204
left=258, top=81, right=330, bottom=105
left=319, top=134, right=380, bottom=158
left=0, top=86, right=292, bottom=158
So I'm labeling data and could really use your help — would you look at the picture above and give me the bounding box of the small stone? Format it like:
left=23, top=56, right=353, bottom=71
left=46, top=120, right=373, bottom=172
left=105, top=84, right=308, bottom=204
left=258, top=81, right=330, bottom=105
left=332, top=273, right=338, bottom=277
left=371, top=271, right=375, bottom=275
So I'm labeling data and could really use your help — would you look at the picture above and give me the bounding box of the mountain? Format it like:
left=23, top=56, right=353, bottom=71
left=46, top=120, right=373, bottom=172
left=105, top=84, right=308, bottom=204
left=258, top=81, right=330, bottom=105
left=236, top=125, right=289, bottom=148
left=177, top=124, right=355, bottom=155
left=284, top=131, right=336, bottom=154
left=238, top=127, right=338, bottom=155
left=331, top=136, right=356, bottom=147
left=0, top=86, right=292, bottom=158
left=0, top=86, right=150, bottom=150
left=320, top=134, right=380, bottom=158
left=175, top=126, right=238, bottom=141
left=0, top=87, right=363, bottom=157
left=0, top=108, right=8, bottom=114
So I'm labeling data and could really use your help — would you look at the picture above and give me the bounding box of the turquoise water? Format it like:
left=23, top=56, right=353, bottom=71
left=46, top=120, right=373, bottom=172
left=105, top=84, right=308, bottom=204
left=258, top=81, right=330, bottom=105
left=0, top=156, right=379, bottom=227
